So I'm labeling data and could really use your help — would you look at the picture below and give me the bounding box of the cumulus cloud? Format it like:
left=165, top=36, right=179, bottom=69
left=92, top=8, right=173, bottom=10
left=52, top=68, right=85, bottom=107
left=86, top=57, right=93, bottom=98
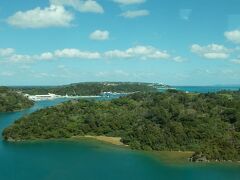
left=54, top=48, right=101, bottom=59
left=89, top=30, right=109, bottom=41
left=1, top=45, right=178, bottom=62
left=120, top=10, right=149, bottom=18
left=7, top=5, right=74, bottom=28
left=96, top=70, right=130, bottom=78
left=105, top=50, right=132, bottom=58
left=0, top=48, right=15, bottom=56
left=6, top=52, right=54, bottom=62
left=50, top=0, right=104, bottom=13
left=105, top=45, right=170, bottom=59
left=37, top=52, right=54, bottom=60
left=224, top=29, right=240, bottom=44
left=9, top=54, right=33, bottom=62
left=191, top=44, right=231, bottom=59
left=113, top=0, right=146, bottom=5
left=0, top=48, right=101, bottom=62
left=0, top=49, right=34, bottom=63
left=173, top=56, right=186, bottom=62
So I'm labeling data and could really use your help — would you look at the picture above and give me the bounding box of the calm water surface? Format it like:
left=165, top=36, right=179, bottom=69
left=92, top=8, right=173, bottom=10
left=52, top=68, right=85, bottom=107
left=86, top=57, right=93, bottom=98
left=0, top=92, right=240, bottom=180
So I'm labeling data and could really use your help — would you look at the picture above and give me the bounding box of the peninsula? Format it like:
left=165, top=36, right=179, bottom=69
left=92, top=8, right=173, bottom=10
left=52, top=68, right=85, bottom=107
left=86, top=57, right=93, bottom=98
left=12, top=82, right=169, bottom=96
left=3, top=90, right=240, bottom=162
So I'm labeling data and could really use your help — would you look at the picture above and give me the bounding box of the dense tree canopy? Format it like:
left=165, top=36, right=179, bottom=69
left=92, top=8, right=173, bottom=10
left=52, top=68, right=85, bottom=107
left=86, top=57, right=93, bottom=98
left=13, top=82, right=163, bottom=96
left=3, top=90, right=240, bottom=161
left=0, top=87, right=34, bottom=112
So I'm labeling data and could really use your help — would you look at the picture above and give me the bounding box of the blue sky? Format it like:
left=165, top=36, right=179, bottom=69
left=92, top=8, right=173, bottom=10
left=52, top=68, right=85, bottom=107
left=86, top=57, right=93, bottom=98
left=0, top=0, right=240, bottom=86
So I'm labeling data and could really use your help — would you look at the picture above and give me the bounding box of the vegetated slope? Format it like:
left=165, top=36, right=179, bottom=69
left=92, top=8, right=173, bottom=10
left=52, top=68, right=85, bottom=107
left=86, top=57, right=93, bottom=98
left=3, top=90, right=240, bottom=161
left=0, top=87, right=34, bottom=112
left=13, top=82, right=163, bottom=96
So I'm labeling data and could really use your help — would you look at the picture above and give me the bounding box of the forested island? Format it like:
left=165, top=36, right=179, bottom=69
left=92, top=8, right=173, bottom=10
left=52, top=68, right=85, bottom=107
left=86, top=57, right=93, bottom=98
left=0, top=87, right=34, bottom=112
left=13, top=82, right=166, bottom=96
left=3, top=90, right=240, bottom=162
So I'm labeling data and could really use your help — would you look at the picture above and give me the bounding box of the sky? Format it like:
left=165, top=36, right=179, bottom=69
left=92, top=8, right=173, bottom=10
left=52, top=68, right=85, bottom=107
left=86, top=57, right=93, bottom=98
left=0, top=0, right=240, bottom=86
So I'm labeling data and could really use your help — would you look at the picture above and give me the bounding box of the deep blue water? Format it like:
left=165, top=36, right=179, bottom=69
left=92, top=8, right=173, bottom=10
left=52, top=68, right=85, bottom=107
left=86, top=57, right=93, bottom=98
left=0, top=93, right=240, bottom=180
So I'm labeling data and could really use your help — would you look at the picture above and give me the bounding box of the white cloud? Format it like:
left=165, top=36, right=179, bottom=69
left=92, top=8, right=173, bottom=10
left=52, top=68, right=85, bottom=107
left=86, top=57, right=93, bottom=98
left=37, top=52, right=54, bottom=60
left=0, top=49, right=32, bottom=63
left=1, top=48, right=101, bottom=62
left=173, top=56, right=186, bottom=62
left=50, top=0, right=104, bottom=13
left=2, top=45, right=179, bottom=62
left=204, top=53, right=229, bottom=59
left=89, top=30, right=109, bottom=41
left=96, top=70, right=130, bottom=78
left=120, top=10, right=149, bottom=18
left=9, top=54, right=33, bottom=62
left=0, top=48, right=15, bottom=56
left=179, top=9, right=192, bottom=20
left=113, top=0, right=146, bottom=5
left=105, top=45, right=170, bottom=59
left=191, top=44, right=231, bottom=59
left=7, top=5, right=74, bottom=28
left=224, top=29, right=240, bottom=44
left=104, top=50, right=132, bottom=58
left=54, top=48, right=101, bottom=59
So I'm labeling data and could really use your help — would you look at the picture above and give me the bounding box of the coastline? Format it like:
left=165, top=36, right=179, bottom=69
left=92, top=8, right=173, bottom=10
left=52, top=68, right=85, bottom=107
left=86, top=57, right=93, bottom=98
left=5, top=136, right=195, bottom=165
left=4, top=136, right=240, bottom=166
left=6, top=135, right=127, bottom=147
left=145, top=151, right=194, bottom=165
left=27, top=95, right=102, bottom=102
left=145, top=151, right=240, bottom=167
left=71, top=135, right=127, bottom=146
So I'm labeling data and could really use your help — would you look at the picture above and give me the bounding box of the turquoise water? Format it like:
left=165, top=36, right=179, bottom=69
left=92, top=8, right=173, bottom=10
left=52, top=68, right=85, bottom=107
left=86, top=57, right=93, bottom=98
left=0, top=96, right=240, bottom=180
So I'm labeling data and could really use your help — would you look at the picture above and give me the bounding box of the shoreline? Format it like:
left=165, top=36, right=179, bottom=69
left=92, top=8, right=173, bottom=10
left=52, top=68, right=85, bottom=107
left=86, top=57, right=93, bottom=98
left=71, top=135, right=127, bottom=146
left=4, top=136, right=240, bottom=166
left=6, top=135, right=127, bottom=147
left=28, top=95, right=102, bottom=102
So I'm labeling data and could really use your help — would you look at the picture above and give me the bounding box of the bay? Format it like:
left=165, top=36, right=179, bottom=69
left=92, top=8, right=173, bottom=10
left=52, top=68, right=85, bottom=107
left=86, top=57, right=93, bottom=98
left=0, top=90, right=240, bottom=180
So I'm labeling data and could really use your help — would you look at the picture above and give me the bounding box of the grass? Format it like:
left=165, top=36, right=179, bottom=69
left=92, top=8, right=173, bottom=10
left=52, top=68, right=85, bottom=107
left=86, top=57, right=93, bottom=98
left=71, top=135, right=126, bottom=146
left=145, top=150, right=194, bottom=165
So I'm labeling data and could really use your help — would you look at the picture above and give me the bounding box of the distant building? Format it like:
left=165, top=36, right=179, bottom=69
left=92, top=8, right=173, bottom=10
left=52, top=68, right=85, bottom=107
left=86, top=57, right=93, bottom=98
left=27, top=93, right=61, bottom=101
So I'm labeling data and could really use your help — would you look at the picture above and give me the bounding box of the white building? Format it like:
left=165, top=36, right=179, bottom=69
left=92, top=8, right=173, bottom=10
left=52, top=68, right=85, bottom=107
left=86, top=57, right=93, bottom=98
left=27, top=93, right=61, bottom=101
